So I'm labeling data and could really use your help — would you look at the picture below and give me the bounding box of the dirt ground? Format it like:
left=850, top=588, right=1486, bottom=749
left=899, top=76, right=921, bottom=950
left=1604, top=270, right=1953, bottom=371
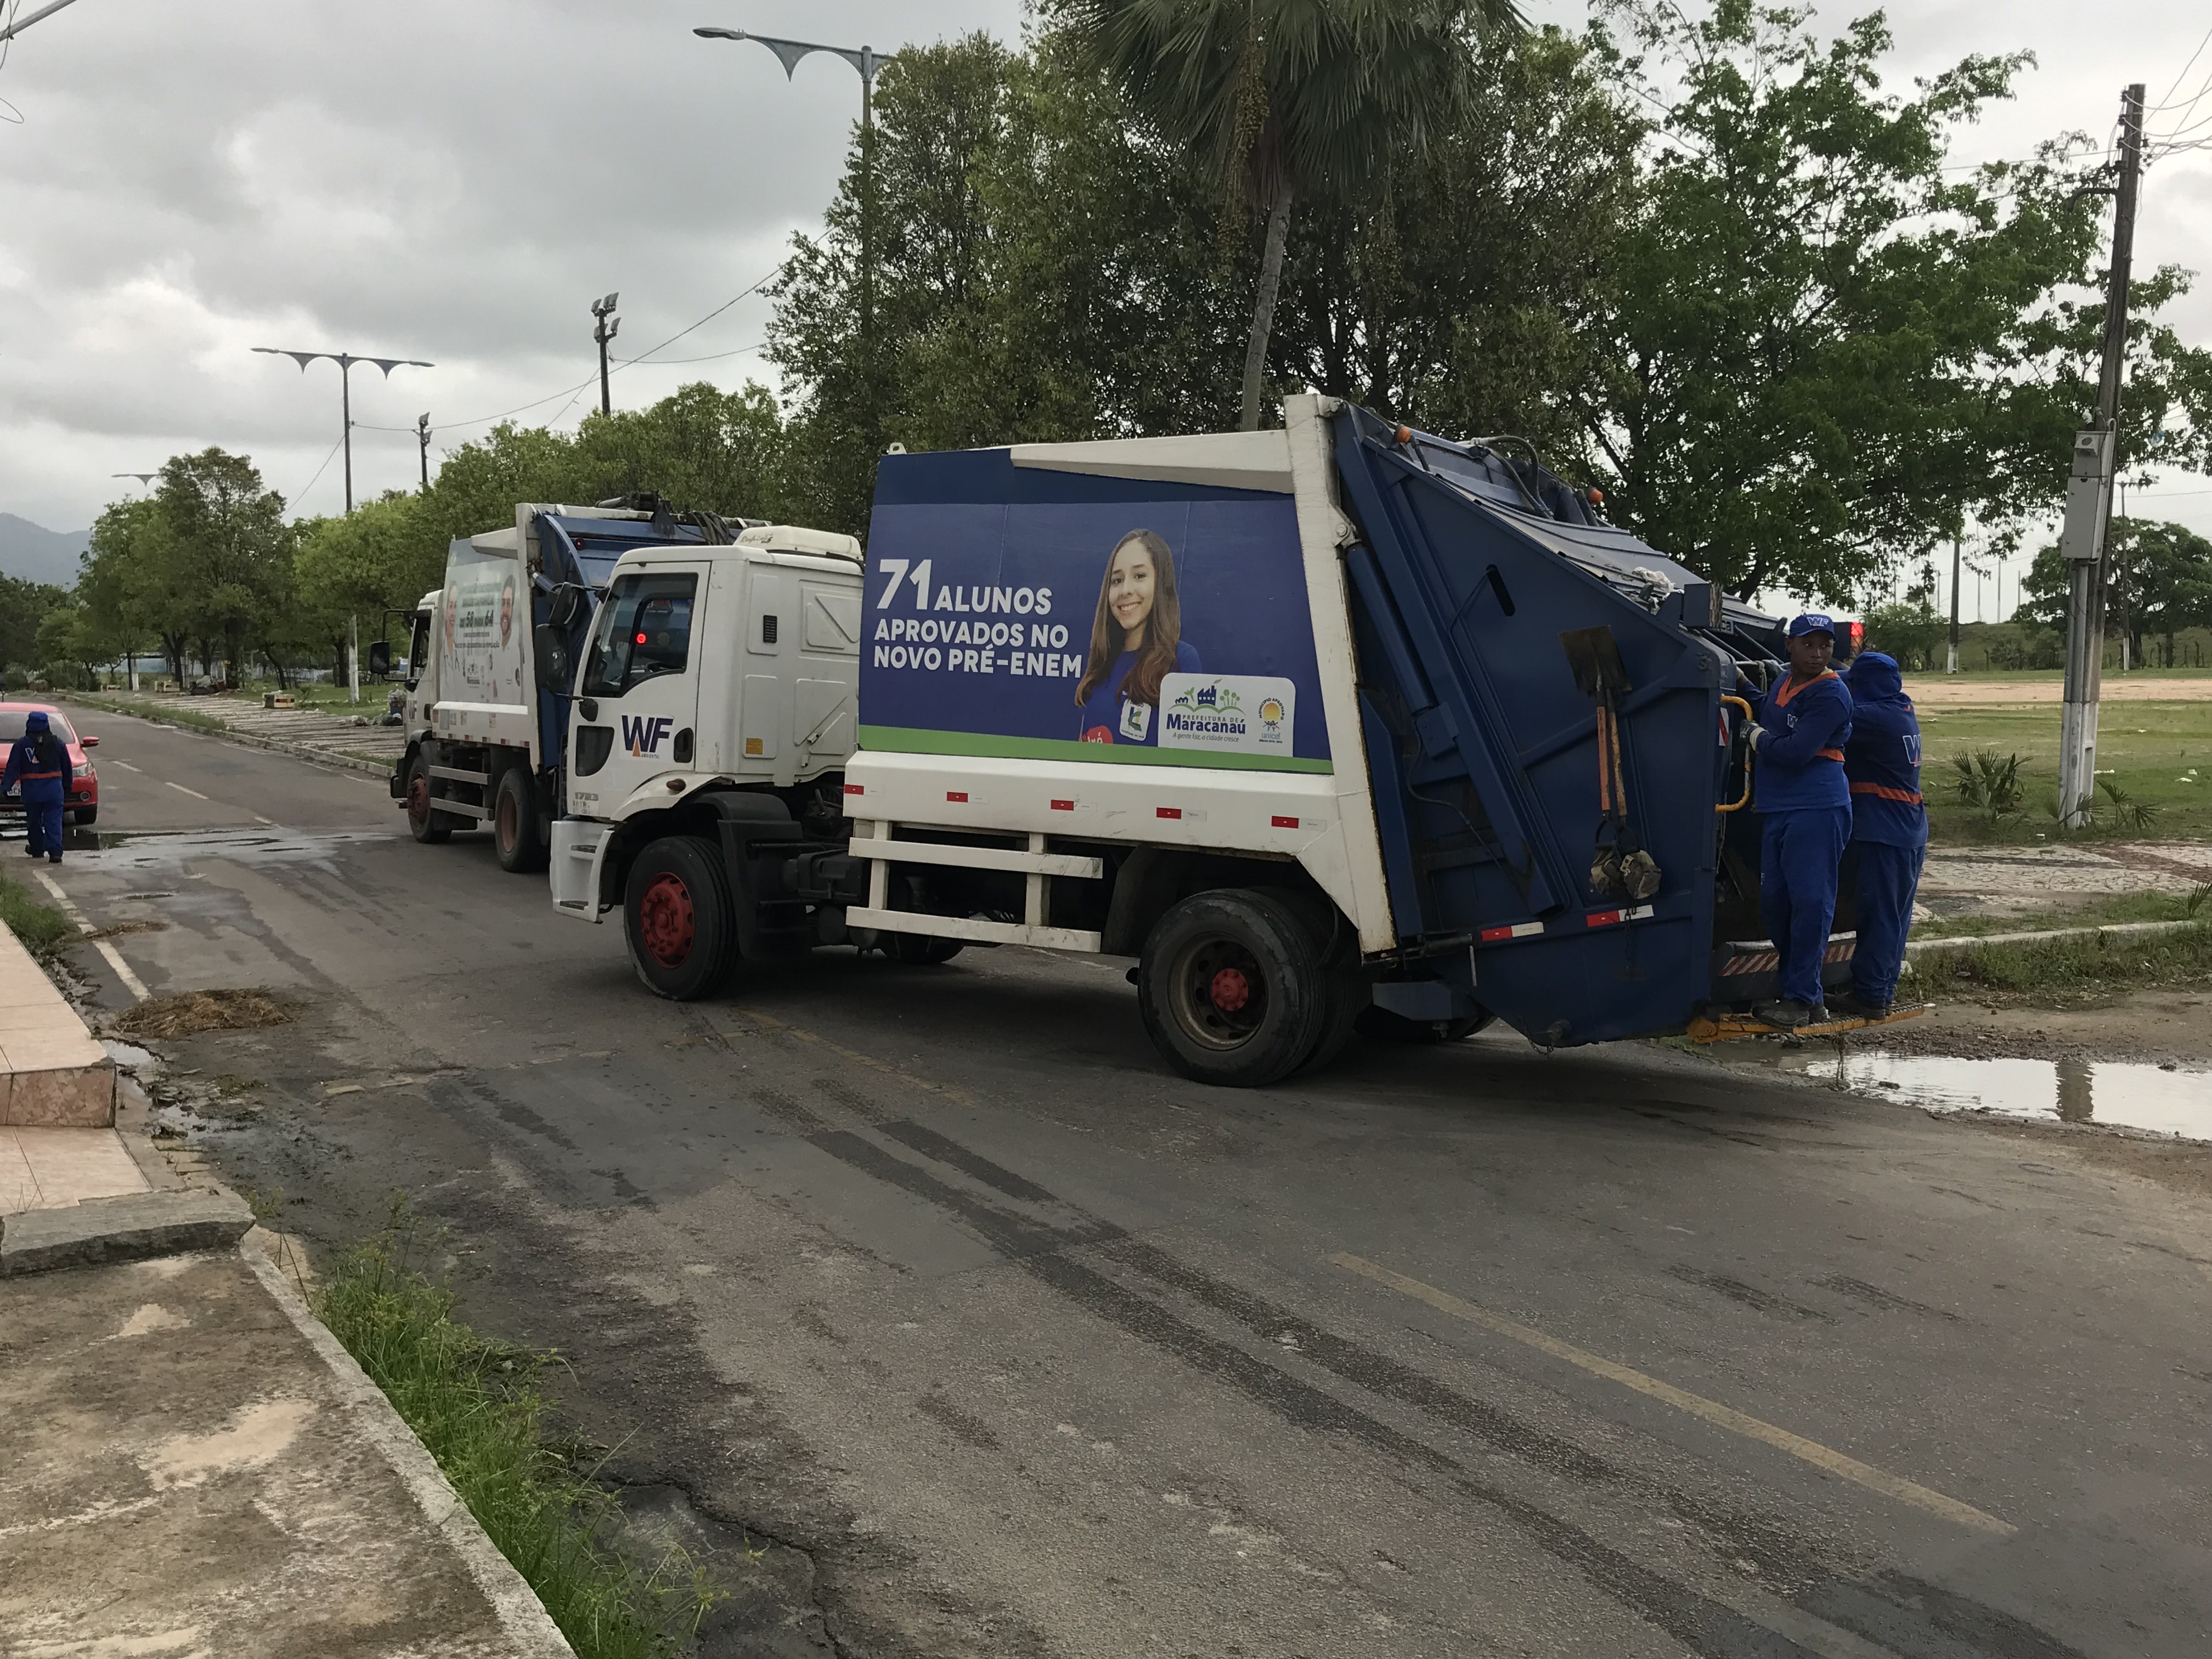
left=1902, top=674, right=2212, bottom=705
left=1876, top=987, right=2212, bottom=1065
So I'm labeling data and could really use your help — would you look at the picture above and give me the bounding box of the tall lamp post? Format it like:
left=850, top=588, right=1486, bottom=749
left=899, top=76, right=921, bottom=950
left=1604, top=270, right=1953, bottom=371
left=416, top=414, right=433, bottom=489
left=591, top=294, right=620, bottom=416
left=252, top=347, right=433, bottom=513
left=693, top=26, right=895, bottom=441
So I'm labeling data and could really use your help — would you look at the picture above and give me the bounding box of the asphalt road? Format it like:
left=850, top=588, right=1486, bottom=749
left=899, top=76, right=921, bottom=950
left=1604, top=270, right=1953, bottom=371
left=36, top=703, right=2212, bottom=1659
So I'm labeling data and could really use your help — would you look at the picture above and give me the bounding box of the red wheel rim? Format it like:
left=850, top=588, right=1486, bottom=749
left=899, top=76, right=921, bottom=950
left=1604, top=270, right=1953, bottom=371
left=1209, top=968, right=1251, bottom=1012
left=639, top=872, right=695, bottom=967
left=407, top=775, right=430, bottom=822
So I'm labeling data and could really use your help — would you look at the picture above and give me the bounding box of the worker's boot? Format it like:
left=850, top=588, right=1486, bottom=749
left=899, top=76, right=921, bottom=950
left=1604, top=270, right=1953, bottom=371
left=1832, top=989, right=1892, bottom=1019
left=1754, top=998, right=1815, bottom=1028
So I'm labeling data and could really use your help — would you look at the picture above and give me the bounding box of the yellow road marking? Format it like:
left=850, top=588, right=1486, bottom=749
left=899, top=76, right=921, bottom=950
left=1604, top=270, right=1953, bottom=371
left=1329, top=1252, right=2014, bottom=1537
left=732, top=1011, right=979, bottom=1108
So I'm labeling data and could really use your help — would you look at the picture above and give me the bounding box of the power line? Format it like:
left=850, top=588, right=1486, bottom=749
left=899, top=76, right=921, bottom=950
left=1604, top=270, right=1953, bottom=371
left=284, top=433, right=347, bottom=511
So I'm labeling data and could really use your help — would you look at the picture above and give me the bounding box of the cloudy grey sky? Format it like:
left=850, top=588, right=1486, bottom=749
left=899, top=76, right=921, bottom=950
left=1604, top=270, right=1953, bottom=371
left=2, top=0, right=2208, bottom=607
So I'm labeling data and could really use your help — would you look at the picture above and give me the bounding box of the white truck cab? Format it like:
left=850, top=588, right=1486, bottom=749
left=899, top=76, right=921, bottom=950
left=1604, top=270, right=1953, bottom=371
left=550, top=526, right=866, bottom=937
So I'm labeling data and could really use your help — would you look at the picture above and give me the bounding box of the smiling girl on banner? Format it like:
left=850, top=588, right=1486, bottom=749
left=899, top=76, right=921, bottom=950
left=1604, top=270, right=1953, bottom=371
left=1074, top=529, right=1204, bottom=745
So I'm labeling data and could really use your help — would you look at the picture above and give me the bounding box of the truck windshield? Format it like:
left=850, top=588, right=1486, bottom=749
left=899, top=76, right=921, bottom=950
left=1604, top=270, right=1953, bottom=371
left=583, top=572, right=697, bottom=697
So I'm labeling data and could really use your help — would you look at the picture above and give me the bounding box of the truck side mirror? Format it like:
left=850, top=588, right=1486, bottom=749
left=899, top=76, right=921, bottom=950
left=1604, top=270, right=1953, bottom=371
left=367, top=640, right=393, bottom=676
left=533, top=625, right=573, bottom=691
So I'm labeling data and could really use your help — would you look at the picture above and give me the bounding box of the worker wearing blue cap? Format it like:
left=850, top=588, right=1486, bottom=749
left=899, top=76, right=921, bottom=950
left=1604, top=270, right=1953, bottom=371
left=1836, top=651, right=1925, bottom=1016
left=3, top=710, right=70, bottom=865
left=1739, top=614, right=1854, bottom=1025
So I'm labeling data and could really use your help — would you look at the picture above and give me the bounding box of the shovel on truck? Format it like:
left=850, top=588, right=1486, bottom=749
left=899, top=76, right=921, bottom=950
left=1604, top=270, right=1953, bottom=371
left=547, top=396, right=1922, bottom=1084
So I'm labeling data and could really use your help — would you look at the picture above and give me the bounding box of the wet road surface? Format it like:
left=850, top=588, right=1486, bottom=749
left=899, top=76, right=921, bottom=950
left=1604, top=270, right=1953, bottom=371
left=36, top=703, right=2212, bottom=1658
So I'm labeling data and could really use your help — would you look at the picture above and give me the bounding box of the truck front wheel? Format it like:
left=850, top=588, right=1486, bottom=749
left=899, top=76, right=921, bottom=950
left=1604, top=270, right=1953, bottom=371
left=404, top=756, right=450, bottom=844
left=623, top=836, right=737, bottom=1000
left=1138, top=889, right=1326, bottom=1087
left=493, top=767, right=547, bottom=873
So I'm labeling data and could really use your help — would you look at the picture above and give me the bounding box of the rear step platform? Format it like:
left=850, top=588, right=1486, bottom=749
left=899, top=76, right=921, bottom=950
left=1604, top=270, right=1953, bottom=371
left=1685, top=1003, right=1931, bottom=1044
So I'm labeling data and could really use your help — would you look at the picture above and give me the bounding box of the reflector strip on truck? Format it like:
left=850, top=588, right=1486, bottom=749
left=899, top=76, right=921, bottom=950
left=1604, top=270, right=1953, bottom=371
left=946, top=791, right=968, bottom=803
left=1479, top=921, right=1544, bottom=943
left=1585, top=905, right=1656, bottom=929
left=1157, top=806, right=1181, bottom=820
left=1050, top=799, right=1074, bottom=811
left=1718, top=938, right=1857, bottom=975
left=1271, top=815, right=1300, bottom=828
left=844, top=783, right=865, bottom=795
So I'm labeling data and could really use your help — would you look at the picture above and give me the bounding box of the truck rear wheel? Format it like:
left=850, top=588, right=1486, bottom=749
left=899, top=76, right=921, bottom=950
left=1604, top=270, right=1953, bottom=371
left=623, top=836, right=737, bottom=1000
left=404, top=755, right=450, bottom=844
left=493, top=767, right=547, bottom=873
left=1138, top=889, right=1326, bottom=1087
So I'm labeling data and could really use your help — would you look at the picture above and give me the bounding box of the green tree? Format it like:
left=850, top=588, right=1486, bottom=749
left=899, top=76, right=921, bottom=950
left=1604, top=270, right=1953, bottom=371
left=1061, top=0, right=1517, bottom=430
left=1861, top=599, right=1946, bottom=672
left=34, top=600, right=99, bottom=690
left=76, top=496, right=187, bottom=684
left=0, top=574, right=69, bottom=678
left=1570, top=1, right=2212, bottom=602
left=154, top=449, right=295, bottom=684
left=2017, top=517, right=2212, bottom=665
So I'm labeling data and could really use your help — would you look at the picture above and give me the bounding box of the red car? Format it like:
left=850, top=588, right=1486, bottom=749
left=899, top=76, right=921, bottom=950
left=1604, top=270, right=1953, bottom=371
left=0, top=702, right=100, bottom=826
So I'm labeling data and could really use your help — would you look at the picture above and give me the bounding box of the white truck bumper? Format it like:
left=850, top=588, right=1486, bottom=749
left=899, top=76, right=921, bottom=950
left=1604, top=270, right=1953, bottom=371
left=550, top=817, right=614, bottom=922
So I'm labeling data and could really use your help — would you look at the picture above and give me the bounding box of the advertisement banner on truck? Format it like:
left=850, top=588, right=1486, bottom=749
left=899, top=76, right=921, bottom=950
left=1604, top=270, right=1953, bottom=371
left=860, top=498, right=1331, bottom=772
left=438, top=538, right=527, bottom=709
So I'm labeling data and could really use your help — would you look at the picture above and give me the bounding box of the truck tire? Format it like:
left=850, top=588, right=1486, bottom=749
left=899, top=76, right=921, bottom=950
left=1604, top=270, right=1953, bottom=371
left=624, top=836, right=738, bottom=1001
left=493, top=767, right=547, bottom=873
left=1137, top=889, right=1327, bottom=1087
left=404, top=755, right=450, bottom=844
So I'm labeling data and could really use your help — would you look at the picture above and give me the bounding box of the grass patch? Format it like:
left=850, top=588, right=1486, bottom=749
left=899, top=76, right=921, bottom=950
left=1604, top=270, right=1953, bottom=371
left=1911, top=920, right=2212, bottom=1007
left=0, top=868, right=76, bottom=957
left=1912, top=888, right=2210, bottom=940
left=315, top=1216, right=720, bottom=1658
left=1913, top=698, right=2212, bottom=844
left=73, top=693, right=232, bottom=736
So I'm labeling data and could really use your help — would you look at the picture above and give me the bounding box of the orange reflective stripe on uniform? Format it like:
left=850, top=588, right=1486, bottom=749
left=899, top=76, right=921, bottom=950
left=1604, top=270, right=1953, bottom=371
left=1850, top=781, right=1922, bottom=804
left=1816, top=748, right=1844, bottom=764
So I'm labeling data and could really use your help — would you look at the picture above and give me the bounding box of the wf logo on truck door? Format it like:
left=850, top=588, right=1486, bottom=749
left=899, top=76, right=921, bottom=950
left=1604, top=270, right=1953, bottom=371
left=620, top=714, right=675, bottom=756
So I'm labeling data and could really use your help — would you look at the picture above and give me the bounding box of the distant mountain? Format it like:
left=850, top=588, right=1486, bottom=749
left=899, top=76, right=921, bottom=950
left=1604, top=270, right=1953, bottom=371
left=0, top=514, right=90, bottom=588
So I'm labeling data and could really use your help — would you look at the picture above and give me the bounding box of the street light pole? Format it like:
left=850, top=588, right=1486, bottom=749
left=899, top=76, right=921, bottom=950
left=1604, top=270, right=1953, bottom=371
left=253, top=347, right=433, bottom=513
left=0, top=0, right=84, bottom=43
left=591, top=294, right=620, bottom=417
left=1947, top=532, right=1962, bottom=674
left=417, top=414, right=432, bottom=490
left=693, top=26, right=896, bottom=444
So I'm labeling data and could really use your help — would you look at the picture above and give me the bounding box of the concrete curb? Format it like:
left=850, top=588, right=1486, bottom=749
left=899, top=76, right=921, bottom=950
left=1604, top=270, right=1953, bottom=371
left=65, top=695, right=399, bottom=780
left=239, top=1237, right=578, bottom=1658
left=0, top=1187, right=253, bottom=1276
left=1905, top=917, right=2209, bottom=958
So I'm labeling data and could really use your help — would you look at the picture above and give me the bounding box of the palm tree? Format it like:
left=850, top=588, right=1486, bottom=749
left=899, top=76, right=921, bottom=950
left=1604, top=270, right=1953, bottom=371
left=1063, top=0, right=1519, bottom=430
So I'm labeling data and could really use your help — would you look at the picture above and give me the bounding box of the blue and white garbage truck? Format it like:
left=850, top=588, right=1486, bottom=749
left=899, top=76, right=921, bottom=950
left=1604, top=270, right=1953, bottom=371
left=550, top=394, right=1870, bottom=1085
left=390, top=498, right=859, bottom=873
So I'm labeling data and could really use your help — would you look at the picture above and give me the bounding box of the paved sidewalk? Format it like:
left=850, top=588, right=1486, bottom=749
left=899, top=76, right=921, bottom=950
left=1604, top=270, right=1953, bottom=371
left=0, top=1240, right=573, bottom=1658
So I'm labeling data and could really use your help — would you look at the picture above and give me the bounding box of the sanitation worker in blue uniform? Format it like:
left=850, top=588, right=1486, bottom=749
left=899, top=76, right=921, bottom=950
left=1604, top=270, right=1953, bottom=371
left=3, top=711, right=70, bottom=864
left=1836, top=651, right=1926, bottom=1017
left=1741, top=615, right=1854, bottom=1026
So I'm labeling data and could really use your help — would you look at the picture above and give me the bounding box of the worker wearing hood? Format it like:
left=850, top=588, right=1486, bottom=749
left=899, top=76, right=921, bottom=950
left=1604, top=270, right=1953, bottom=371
left=3, top=710, right=69, bottom=864
left=1839, top=652, right=1926, bottom=1015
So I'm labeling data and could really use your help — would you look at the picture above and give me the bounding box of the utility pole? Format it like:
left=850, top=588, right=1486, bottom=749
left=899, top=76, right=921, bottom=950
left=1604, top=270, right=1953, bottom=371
left=2057, top=84, right=2143, bottom=828
left=591, top=294, right=620, bottom=416
left=348, top=614, right=360, bottom=705
left=416, top=414, right=432, bottom=489
left=252, top=347, right=433, bottom=513
left=1947, top=532, right=1962, bottom=673
left=693, top=27, right=896, bottom=447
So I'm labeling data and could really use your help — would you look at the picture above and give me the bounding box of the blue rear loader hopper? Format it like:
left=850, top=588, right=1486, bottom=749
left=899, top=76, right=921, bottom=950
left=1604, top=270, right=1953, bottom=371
left=1328, top=404, right=1849, bottom=1045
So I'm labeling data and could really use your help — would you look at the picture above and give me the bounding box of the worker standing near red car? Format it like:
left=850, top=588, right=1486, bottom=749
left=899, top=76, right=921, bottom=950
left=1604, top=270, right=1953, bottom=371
left=1738, top=615, right=1855, bottom=1027
left=3, top=710, right=69, bottom=864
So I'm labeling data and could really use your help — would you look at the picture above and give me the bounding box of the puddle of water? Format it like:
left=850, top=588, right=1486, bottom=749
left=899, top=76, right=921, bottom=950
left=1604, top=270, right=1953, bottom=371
left=101, top=1038, right=160, bottom=1070
left=1788, top=1049, right=2212, bottom=1142
left=80, top=828, right=393, bottom=870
